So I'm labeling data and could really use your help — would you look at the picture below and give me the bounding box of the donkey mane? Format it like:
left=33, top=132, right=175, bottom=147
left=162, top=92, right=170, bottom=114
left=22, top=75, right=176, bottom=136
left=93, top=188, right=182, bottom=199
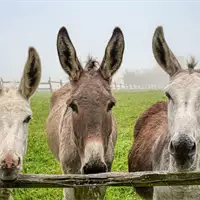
left=134, top=101, right=167, bottom=138
left=84, top=56, right=99, bottom=72
left=186, top=56, right=198, bottom=74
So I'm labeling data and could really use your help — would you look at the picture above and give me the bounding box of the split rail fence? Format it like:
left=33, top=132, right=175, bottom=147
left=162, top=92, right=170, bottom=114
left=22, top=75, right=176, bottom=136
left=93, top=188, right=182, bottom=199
left=0, top=78, right=164, bottom=92
left=0, top=171, right=200, bottom=188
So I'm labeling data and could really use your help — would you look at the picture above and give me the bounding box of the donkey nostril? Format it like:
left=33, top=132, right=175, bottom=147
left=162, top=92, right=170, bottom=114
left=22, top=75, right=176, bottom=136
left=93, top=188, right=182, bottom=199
left=1, top=165, right=6, bottom=170
left=11, top=163, right=15, bottom=169
left=17, top=157, right=21, bottom=166
left=189, top=142, right=196, bottom=156
left=169, top=141, right=175, bottom=155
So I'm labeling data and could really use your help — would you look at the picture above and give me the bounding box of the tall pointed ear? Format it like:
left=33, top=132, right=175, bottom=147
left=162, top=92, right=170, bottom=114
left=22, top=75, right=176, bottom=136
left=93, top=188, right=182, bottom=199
left=99, top=27, right=125, bottom=81
left=57, top=27, right=82, bottom=81
left=152, top=26, right=182, bottom=77
left=18, top=47, right=41, bottom=99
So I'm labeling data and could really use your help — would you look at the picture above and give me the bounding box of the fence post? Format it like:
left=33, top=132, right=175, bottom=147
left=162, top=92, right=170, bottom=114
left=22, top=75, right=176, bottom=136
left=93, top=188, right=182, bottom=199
left=48, top=77, right=53, bottom=92
left=120, top=83, right=122, bottom=90
left=131, top=84, right=133, bottom=90
left=0, top=78, right=3, bottom=87
left=114, top=82, right=117, bottom=90
left=60, top=79, right=63, bottom=87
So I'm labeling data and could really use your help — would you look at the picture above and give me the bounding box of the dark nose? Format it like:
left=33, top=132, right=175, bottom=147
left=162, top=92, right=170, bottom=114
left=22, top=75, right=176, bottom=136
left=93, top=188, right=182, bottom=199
left=82, top=159, right=108, bottom=174
left=169, top=135, right=196, bottom=157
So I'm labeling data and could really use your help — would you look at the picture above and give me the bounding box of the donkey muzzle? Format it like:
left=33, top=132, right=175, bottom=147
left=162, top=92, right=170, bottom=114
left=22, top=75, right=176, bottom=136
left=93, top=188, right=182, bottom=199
left=81, top=137, right=107, bottom=174
left=82, top=157, right=108, bottom=174
left=169, top=134, right=196, bottom=168
left=0, top=152, right=21, bottom=181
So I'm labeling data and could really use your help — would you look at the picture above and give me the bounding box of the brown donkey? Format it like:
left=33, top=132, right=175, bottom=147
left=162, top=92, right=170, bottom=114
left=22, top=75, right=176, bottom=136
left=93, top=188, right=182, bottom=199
left=129, top=26, right=200, bottom=200
left=46, top=26, right=125, bottom=200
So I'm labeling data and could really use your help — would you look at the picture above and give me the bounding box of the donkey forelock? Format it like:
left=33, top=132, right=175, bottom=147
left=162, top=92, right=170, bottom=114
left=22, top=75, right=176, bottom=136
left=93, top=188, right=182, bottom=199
left=84, top=56, right=99, bottom=72
left=187, top=56, right=198, bottom=74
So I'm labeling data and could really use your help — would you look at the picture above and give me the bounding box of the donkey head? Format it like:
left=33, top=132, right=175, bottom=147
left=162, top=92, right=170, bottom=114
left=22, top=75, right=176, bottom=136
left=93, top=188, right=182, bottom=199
left=57, top=26, right=124, bottom=174
left=0, top=47, right=41, bottom=180
left=152, top=26, right=200, bottom=171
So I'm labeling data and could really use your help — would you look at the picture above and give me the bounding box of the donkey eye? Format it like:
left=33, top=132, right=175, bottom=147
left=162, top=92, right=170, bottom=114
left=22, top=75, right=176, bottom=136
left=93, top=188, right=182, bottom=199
left=107, top=101, right=115, bottom=112
left=165, top=92, right=172, bottom=100
left=69, top=102, right=78, bottom=113
left=23, top=115, right=32, bottom=123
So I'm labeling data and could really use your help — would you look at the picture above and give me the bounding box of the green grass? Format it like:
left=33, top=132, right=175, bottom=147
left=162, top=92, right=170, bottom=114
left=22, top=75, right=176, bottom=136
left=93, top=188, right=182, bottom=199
left=13, top=90, right=166, bottom=200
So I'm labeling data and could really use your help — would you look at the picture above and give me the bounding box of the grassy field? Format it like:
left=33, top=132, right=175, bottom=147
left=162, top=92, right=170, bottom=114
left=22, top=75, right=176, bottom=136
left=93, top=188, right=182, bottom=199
left=13, top=90, right=166, bottom=200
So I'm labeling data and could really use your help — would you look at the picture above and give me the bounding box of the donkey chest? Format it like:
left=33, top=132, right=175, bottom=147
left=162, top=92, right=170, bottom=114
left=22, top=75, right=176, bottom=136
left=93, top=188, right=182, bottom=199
left=154, top=185, right=200, bottom=200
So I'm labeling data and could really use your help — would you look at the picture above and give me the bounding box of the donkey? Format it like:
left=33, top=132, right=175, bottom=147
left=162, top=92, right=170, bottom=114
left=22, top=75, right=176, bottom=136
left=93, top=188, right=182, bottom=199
left=0, top=47, right=41, bottom=200
left=46, top=26, right=124, bottom=200
left=128, top=26, right=200, bottom=200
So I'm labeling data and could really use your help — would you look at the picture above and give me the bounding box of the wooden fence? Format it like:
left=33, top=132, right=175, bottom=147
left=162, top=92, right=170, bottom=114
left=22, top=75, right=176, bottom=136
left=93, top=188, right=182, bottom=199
left=0, top=171, right=200, bottom=188
left=0, top=77, right=199, bottom=188
left=0, top=78, right=164, bottom=92
left=0, top=77, right=62, bottom=93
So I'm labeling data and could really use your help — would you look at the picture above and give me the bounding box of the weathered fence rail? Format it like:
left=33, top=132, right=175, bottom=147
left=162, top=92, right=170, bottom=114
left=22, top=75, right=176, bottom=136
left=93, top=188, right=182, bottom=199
left=0, top=77, right=164, bottom=92
left=1, top=171, right=200, bottom=188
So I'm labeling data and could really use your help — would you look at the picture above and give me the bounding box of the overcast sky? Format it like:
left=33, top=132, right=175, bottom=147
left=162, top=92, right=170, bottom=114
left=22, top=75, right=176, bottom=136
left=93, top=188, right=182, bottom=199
left=0, top=0, right=200, bottom=81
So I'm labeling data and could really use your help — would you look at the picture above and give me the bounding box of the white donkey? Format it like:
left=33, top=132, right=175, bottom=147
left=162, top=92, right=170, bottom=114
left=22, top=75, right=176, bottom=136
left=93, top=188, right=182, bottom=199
left=0, top=47, right=41, bottom=200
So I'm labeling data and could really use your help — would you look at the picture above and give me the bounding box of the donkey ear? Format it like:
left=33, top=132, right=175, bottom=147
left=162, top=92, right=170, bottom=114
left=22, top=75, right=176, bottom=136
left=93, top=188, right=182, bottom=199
left=19, top=47, right=41, bottom=99
left=99, top=27, right=125, bottom=80
left=152, top=26, right=182, bottom=77
left=57, top=27, right=82, bottom=81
